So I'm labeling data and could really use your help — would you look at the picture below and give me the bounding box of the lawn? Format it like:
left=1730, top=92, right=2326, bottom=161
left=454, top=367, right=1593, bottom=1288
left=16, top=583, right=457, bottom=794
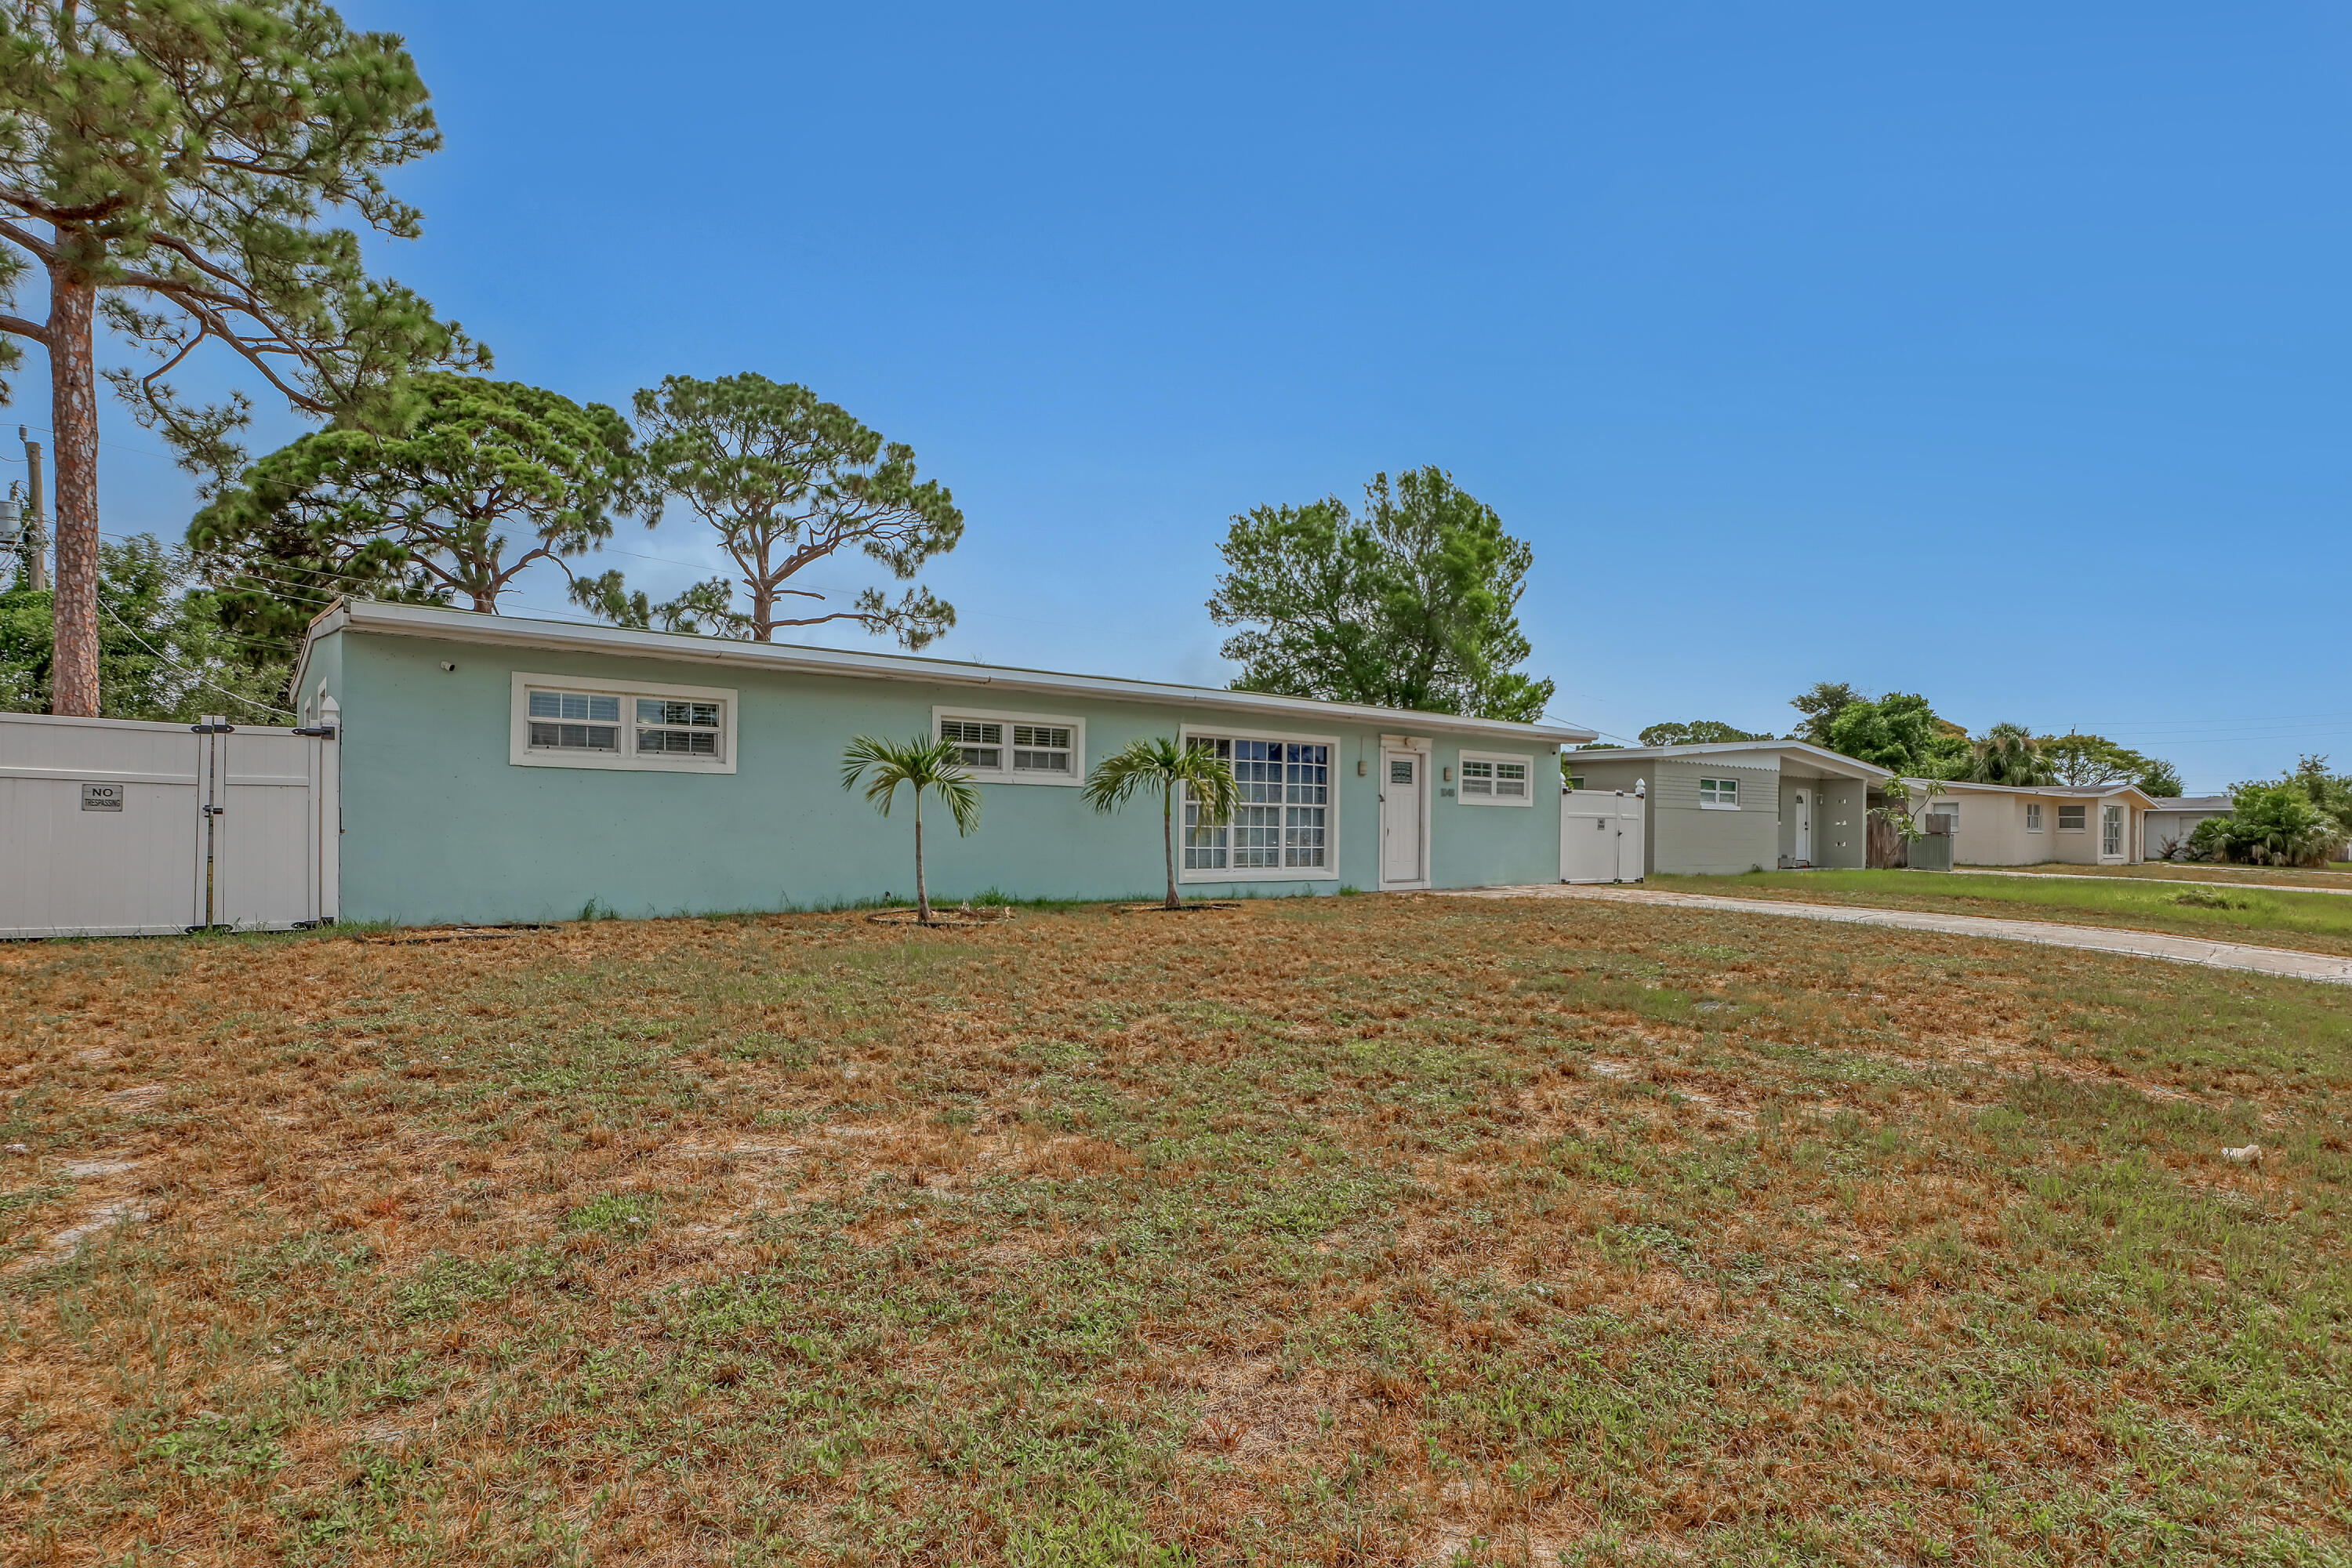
left=3, top=898, right=2347, bottom=1566
left=1973, top=863, right=2352, bottom=891
left=1658, top=869, right=2352, bottom=959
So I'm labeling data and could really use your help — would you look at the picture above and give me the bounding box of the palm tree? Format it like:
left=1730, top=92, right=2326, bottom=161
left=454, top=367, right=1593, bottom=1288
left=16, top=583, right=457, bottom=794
left=840, top=735, right=982, bottom=923
left=1968, top=722, right=2053, bottom=787
left=1082, top=737, right=1242, bottom=909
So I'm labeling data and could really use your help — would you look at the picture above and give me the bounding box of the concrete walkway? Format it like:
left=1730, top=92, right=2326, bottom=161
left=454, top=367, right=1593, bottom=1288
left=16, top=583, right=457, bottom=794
left=1949, top=867, right=2352, bottom=898
left=1439, top=884, right=2352, bottom=988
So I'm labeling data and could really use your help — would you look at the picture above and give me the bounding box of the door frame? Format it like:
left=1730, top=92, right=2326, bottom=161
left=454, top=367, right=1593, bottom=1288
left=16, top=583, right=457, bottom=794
left=1791, top=786, right=1812, bottom=866
left=1377, top=736, right=1432, bottom=891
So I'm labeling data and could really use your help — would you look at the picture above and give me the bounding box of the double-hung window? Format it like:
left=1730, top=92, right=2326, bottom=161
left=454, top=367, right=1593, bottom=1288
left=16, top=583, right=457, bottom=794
left=1458, top=751, right=1534, bottom=806
left=2026, top=803, right=2044, bottom=832
left=1699, top=777, right=1740, bottom=809
left=933, top=709, right=1083, bottom=786
left=2057, top=804, right=2087, bottom=832
left=1181, top=732, right=1334, bottom=877
left=512, top=673, right=736, bottom=773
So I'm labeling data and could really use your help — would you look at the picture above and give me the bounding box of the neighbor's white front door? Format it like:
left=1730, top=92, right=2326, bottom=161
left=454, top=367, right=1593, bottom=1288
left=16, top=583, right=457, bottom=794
left=1792, top=790, right=1812, bottom=864
left=1381, top=750, right=1424, bottom=886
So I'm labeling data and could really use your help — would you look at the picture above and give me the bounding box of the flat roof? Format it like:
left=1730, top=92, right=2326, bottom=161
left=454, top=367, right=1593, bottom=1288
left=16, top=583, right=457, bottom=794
left=1567, top=738, right=1892, bottom=782
left=1908, top=777, right=2165, bottom=808
left=296, top=599, right=1599, bottom=746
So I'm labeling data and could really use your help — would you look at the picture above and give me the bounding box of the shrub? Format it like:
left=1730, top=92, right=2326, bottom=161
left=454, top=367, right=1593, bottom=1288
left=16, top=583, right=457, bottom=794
left=2187, top=784, right=2341, bottom=867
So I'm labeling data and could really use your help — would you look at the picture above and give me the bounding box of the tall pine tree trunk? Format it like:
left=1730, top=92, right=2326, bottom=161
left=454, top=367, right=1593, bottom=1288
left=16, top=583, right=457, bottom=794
left=46, top=269, right=100, bottom=717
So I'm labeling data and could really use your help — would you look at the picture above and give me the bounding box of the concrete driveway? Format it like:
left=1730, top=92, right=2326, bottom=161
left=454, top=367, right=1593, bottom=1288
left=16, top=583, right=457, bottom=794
left=1439, top=883, right=2352, bottom=988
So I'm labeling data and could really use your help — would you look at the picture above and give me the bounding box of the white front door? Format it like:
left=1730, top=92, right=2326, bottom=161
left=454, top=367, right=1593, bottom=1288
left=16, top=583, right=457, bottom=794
left=1381, top=750, right=1424, bottom=886
left=1792, top=790, right=1812, bottom=864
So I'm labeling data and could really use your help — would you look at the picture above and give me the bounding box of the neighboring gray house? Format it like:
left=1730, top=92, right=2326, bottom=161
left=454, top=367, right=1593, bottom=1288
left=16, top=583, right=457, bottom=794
left=2141, top=794, right=2231, bottom=859
left=1565, top=740, right=1890, bottom=875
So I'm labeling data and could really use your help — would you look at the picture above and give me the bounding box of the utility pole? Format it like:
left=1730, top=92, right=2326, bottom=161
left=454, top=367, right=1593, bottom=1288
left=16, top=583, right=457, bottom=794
left=18, top=426, right=46, bottom=593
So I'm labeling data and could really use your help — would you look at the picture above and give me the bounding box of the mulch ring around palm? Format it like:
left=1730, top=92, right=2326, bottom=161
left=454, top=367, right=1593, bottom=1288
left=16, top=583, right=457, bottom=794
left=1116, top=901, right=1243, bottom=914
left=866, top=906, right=1018, bottom=927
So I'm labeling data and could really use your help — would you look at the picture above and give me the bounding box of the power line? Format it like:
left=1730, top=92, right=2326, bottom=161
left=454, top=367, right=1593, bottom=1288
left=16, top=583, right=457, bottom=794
left=95, top=592, right=292, bottom=717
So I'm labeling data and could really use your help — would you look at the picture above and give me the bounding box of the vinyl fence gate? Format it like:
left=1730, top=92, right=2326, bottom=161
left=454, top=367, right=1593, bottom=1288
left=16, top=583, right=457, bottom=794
left=1561, top=788, right=1645, bottom=883
left=0, top=706, right=339, bottom=938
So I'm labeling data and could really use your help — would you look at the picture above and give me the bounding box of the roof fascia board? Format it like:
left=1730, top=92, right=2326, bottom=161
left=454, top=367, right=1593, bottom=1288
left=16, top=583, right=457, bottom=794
left=310, top=601, right=1595, bottom=744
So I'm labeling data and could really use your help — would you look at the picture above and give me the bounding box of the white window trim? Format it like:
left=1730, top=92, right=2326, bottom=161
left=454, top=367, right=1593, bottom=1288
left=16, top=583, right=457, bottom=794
left=1698, top=776, right=1743, bottom=811
left=2026, top=803, right=2043, bottom=833
left=1456, top=748, right=1537, bottom=808
left=930, top=705, right=1085, bottom=787
left=1177, top=722, right=1341, bottom=884
left=510, top=671, right=737, bottom=774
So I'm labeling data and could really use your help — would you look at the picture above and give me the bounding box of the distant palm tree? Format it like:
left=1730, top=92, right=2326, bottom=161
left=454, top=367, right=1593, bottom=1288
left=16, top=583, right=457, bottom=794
left=1082, top=737, right=1242, bottom=909
left=1969, top=721, right=2053, bottom=787
left=840, top=735, right=982, bottom=924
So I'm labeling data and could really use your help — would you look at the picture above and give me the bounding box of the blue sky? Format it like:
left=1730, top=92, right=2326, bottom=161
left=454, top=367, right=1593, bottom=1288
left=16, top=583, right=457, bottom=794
left=37, top=4, right=2352, bottom=788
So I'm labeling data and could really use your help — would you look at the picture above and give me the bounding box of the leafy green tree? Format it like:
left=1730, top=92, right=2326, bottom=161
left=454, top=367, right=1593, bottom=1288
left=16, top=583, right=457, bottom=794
left=1824, top=692, right=1969, bottom=777
left=1637, top=720, right=1769, bottom=747
left=1788, top=682, right=1863, bottom=746
left=840, top=734, right=982, bottom=924
left=630, top=373, right=964, bottom=648
left=1207, top=466, right=1552, bottom=722
left=1965, top=721, right=2055, bottom=786
left=2282, top=755, right=2352, bottom=838
left=1, top=534, right=285, bottom=720
left=0, top=1, right=479, bottom=714
left=2136, top=757, right=2184, bottom=798
left=190, top=375, right=643, bottom=632
left=2039, top=732, right=2154, bottom=788
left=1081, top=737, right=1242, bottom=909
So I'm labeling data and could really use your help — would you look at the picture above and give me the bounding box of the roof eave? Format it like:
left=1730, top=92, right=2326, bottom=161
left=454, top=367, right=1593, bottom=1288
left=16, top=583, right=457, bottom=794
left=303, top=601, right=1599, bottom=745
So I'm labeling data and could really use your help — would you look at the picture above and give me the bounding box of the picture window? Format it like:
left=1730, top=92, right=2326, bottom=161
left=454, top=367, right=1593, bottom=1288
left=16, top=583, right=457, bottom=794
left=1183, top=734, right=1334, bottom=876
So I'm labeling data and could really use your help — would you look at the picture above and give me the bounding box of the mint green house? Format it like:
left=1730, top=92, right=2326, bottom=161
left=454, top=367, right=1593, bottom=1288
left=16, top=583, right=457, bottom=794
left=291, top=601, right=1593, bottom=925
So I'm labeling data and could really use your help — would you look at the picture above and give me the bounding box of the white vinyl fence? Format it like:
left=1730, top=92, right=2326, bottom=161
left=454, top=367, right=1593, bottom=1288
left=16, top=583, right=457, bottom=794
left=1561, top=788, right=1644, bottom=884
left=0, top=706, right=339, bottom=938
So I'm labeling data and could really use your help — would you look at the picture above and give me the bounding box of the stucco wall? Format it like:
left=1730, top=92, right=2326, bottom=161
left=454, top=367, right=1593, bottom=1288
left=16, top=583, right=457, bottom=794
left=321, top=630, right=1565, bottom=924
left=1813, top=778, right=1868, bottom=869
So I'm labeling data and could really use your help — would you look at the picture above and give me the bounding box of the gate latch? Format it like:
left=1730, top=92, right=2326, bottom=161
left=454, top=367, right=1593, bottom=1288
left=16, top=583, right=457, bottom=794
left=201, top=804, right=227, bottom=817
left=291, top=724, right=337, bottom=739
left=190, top=722, right=235, bottom=734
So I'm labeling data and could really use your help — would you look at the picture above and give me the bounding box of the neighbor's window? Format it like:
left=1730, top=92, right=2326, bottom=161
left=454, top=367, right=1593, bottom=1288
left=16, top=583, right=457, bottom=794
left=2026, top=803, right=2043, bottom=832
left=1459, top=751, right=1534, bottom=806
left=2102, top=804, right=2124, bottom=857
left=1183, top=735, right=1331, bottom=875
left=1566, top=775, right=1586, bottom=791
left=514, top=674, right=735, bottom=772
left=935, top=710, right=1083, bottom=785
left=1699, top=777, right=1740, bottom=809
left=2058, top=804, right=2086, bottom=831
left=527, top=689, right=621, bottom=752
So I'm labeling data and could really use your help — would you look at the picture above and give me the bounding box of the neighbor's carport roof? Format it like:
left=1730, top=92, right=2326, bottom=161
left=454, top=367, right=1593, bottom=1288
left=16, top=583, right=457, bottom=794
left=295, top=599, right=1601, bottom=746
left=1566, top=739, right=1892, bottom=782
